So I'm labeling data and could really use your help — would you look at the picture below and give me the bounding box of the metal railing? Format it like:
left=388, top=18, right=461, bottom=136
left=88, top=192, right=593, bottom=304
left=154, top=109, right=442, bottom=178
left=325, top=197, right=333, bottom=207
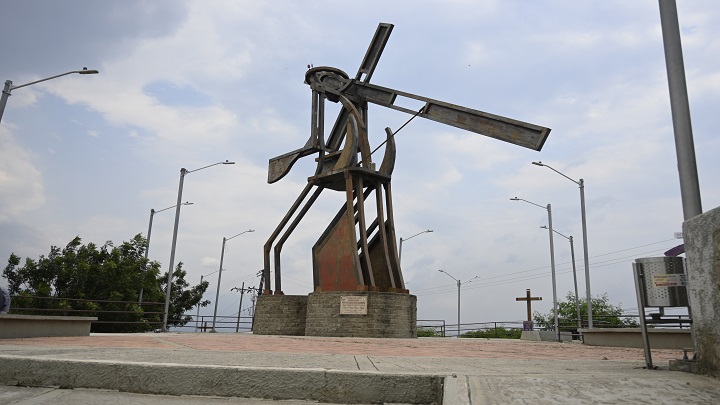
left=187, top=315, right=255, bottom=333
left=9, top=295, right=165, bottom=331
left=441, top=321, right=526, bottom=338
left=8, top=295, right=690, bottom=336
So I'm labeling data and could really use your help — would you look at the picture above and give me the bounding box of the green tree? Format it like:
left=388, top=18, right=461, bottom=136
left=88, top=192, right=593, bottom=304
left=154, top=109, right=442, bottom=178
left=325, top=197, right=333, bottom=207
left=461, top=326, right=522, bottom=339
left=3, top=234, right=209, bottom=332
left=533, top=292, right=638, bottom=335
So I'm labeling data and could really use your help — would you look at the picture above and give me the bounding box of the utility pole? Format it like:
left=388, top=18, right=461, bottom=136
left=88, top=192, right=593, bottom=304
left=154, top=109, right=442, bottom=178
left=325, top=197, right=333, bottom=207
left=231, top=283, right=260, bottom=333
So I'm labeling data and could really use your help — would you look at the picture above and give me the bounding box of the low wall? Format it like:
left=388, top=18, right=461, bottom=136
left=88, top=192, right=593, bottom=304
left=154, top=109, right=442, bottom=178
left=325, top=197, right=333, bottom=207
left=580, top=328, right=692, bottom=349
left=684, top=205, right=720, bottom=377
left=0, top=314, right=97, bottom=339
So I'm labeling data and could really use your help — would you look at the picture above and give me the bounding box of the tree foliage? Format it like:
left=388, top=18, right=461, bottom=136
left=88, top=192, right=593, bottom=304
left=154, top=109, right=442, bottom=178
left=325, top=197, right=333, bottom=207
left=3, top=234, right=209, bottom=332
left=533, top=292, right=638, bottom=333
left=417, top=327, right=441, bottom=337
left=461, top=326, right=522, bottom=339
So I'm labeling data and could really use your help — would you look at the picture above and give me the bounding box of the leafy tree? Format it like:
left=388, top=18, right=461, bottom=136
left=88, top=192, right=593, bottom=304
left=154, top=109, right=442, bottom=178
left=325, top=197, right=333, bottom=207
left=533, top=292, right=638, bottom=334
left=3, top=234, right=209, bottom=332
left=461, top=326, right=522, bottom=339
left=417, top=327, right=441, bottom=337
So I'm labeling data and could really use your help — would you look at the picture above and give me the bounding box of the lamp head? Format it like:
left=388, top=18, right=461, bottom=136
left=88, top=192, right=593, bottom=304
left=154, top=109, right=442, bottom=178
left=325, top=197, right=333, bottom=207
left=510, top=197, right=519, bottom=201
left=223, top=160, right=235, bottom=165
left=79, top=67, right=99, bottom=75
left=426, top=229, right=433, bottom=233
left=531, top=161, right=544, bottom=167
left=182, top=202, right=194, bottom=206
left=249, top=229, right=255, bottom=233
left=438, top=269, right=444, bottom=273
left=540, top=225, right=548, bottom=229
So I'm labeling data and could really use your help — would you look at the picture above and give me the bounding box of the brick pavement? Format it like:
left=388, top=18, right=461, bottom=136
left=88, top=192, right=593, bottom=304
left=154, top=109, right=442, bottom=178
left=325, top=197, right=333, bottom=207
left=0, top=332, right=683, bottom=362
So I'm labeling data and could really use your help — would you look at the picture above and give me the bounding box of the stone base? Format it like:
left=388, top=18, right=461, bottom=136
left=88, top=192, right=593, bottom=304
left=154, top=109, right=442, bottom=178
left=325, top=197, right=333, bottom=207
left=253, top=292, right=416, bottom=338
left=306, top=292, right=416, bottom=338
left=252, top=295, right=307, bottom=336
left=670, top=359, right=699, bottom=373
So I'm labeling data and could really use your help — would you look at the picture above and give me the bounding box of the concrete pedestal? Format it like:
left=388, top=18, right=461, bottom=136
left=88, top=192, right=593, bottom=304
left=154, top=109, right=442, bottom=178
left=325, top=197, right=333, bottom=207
left=252, top=295, right=307, bottom=336
left=254, top=292, right=417, bottom=338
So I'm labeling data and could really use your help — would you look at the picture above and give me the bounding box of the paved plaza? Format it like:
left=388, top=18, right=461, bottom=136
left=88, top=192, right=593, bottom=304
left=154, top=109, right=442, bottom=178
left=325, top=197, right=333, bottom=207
left=1, top=333, right=719, bottom=404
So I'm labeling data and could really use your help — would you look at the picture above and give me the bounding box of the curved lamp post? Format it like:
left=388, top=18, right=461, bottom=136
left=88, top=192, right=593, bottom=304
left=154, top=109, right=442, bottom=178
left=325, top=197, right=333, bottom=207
left=438, top=270, right=478, bottom=338
left=511, top=197, right=560, bottom=341
left=398, top=229, right=433, bottom=265
left=532, top=161, right=593, bottom=328
left=211, top=229, right=255, bottom=332
left=541, top=225, right=582, bottom=329
left=162, top=160, right=235, bottom=331
left=0, top=68, right=99, bottom=124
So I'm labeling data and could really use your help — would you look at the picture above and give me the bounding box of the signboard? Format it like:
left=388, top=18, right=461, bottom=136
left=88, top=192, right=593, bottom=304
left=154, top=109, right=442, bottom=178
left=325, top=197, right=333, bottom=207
left=522, top=321, right=534, bottom=331
left=340, top=296, right=368, bottom=315
left=652, top=273, right=688, bottom=287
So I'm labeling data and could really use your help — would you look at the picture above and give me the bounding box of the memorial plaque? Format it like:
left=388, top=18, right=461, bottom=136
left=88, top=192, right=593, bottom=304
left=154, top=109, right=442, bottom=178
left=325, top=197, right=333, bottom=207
left=340, top=296, right=368, bottom=315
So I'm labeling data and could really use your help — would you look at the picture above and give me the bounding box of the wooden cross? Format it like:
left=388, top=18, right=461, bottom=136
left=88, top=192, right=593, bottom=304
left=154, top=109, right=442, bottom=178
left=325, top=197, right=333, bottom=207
left=516, top=289, right=542, bottom=322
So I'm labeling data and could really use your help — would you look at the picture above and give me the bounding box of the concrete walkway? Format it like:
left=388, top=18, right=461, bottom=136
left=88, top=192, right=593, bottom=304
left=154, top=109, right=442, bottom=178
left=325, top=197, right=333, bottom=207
left=1, top=333, right=719, bottom=404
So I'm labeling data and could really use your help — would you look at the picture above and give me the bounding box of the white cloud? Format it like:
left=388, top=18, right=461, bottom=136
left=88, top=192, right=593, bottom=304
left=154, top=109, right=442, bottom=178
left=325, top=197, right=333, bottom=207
left=0, top=128, right=46, bottom=221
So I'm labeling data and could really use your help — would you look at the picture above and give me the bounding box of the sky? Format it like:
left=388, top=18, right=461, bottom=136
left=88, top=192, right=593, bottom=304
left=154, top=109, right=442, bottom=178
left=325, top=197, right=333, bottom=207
left=1, top=0, right=717, bottom=330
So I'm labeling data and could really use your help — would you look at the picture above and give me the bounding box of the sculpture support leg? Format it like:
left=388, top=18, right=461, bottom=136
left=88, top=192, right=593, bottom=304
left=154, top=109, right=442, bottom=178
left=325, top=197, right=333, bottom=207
left=374, top=181, right=396, bottom=289
left=263, top=183, right=314, bottom=294
left=355, top=176, right=375, bottom=287
left=273, top=186, right=324, bottom=294
left=384, top=182, right=404, bottom=289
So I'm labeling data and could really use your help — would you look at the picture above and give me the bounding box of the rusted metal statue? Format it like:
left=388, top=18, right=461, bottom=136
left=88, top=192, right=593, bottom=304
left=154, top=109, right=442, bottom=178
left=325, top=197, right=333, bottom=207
left=263, top=23, right=550, bottom=296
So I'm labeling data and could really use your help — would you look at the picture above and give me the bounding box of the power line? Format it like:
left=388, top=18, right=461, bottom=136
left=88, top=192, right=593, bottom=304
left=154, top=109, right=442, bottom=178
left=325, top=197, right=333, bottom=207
left=414, top=239, right=675, bottom=296
left=412, top=238, right=676, bottom=295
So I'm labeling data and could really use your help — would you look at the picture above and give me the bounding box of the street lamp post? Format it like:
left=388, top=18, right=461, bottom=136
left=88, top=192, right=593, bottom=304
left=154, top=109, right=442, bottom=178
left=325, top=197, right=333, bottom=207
left=541, top=226, right=582, bottom=330
left=139, top=202, right=193, bottom=305
left=532, top=161, right=593, bottom=328
left=511, top=197, right=560, bottom=341
left=195, top=269, right=219, bottom=332
left=438, top=270, right=478, bottom=338
left=398, top=229, right=433, bottom=265
left=211, top=229, right=255, bottom=332
left=0, top=68, right=99, bottom=124
left=659, top=0, right=702, bottom=220
left=162, top=160, right=235, bottom=331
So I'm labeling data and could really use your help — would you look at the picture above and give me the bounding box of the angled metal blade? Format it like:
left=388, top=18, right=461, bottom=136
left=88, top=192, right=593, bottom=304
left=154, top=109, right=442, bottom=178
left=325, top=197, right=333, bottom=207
left=343, top=81, right=550, bottom=151
left=355, top=23, right=394, bottom=83
left=326, top=23, right=394, bottom=150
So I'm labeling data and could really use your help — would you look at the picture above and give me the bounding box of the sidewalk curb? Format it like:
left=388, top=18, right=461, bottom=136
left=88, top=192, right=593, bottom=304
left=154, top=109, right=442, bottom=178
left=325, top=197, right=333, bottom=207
left=0, top=355, right=444, bottom=404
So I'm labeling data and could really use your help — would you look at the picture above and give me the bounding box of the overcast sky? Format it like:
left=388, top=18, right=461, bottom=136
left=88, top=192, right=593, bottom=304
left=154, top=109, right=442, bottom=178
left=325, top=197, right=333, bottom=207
left=1, top=1, right=717, bottom=329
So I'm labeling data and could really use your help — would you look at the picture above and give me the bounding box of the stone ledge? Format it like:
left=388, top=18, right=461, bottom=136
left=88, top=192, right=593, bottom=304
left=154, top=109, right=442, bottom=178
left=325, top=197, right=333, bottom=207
left=0, top=314, right=97, bottom=339
left=580, top=328, right=691, bottom=349
left=0, top=355, right=444, bottom=404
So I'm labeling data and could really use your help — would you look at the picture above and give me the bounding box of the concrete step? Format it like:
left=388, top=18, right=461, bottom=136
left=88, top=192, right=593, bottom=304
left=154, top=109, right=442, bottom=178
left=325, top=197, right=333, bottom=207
left=1, top=355, right=445, bottom=404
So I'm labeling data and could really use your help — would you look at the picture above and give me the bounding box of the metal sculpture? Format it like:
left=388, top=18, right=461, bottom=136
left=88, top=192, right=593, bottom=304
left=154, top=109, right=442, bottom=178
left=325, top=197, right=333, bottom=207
left=263, top=23, right=550, bottom=296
